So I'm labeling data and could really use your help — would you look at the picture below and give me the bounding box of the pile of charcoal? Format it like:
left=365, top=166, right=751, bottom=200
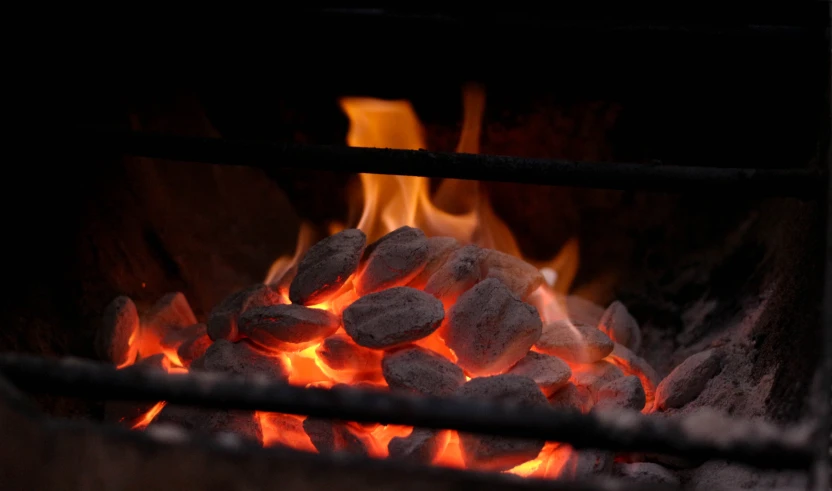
left=97, top=226, right=704, bottom=484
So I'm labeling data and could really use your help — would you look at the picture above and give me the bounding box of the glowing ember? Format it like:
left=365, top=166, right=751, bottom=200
left=103, top=84, right=658, bottom=480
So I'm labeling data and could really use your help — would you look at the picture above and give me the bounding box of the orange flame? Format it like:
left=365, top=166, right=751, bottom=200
left=131, top=401, right=166, bottom=430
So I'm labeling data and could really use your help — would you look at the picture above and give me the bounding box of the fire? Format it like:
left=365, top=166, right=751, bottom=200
left=132, top=401, right=166, bottom=430
left=116, top=82, right=651, bottom=479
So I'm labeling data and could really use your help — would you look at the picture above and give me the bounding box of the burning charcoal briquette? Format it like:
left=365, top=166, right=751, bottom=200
left=571, top=360, right=625, bottom=396
left=95, top=296, right=139, bottom=366
left=289, top=228, right=367, bottom=305
left=548, top=383, right=593, bottom=412
left=614, top=462, right=680, bottom=486
left=388, top=429, right=446, bottom=464
left=598, top=301, right=642, bottom=353
left=506, top=351, right=571, bottom=397
left=445, top=278, right=542, bottom=377
left=175, top=329, right=212, bottom=368
left=654, top=349, right=722, bottom=410
left=207, top=284, right=282, bottom=342
left=535, top=320, right=613, bottom=363
left=355, top=226, right=429, bottom=295
left=238, top=304, right=340, bottom=352
left=424, top=245, right=487, bottom=304
left=153, top=405, right=262, bottom=443
left=315, top=332, right=382, bottom=374
left=610, top=343, right=661, bottom=408
left=455, top=375, right=548, bottom=471
left=382, top=346, right=465, bottom=396
left=342, top=287, right=444, bottom=349
left=407, top=236, right=461, bottom=288
left=302, top=418, right=369, bottom=456
left=593, top=375, right=646, bottom=411
left=190, top=339, right=289, bottom=381
left=481, top=250, right=544, bottom=300
left=144, top=292, right=197, bottom=331
left=161, top=322, right=207, bottom=350
left=160, top=322, right=211, bottom=366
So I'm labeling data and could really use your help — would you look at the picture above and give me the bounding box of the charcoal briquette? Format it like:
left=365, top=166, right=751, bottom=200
left=598, top=301, right=642, bottom=353
left=571, top=360, right=625, bottom=396
left=388, top=429, right=446, bottom=464
left=239, top=304, right=340, bottom=352
left=445, top=278, right=542, bottom=376
left=355, top=226, right=429, bottom=295
left=190, top=339, right=289, bottom=381
left=144, top=292, right=197, bottom=332
left=423, top=245, right=487, bottom=305
left=153, top=405, right=262, bottom=443
left=95, top=296, right=139, bottom=367
left=315, top=332, right=382, bottom=374
left=593, top=375, right=646, bottom=411
left=382, top=346, right=465, bottom=396
left=548, top=383, right=593, bottom=412
left=535, top=320, right=614, bottom=363
left=407, top=236, right=461, bottom=289
left=654, top=349, right=722, bottom=410
left=289, top=228, right=367, bottom=305
left=342, top=287, right=445, bottom=349
left=506, top=351, right=571, bottom=397
left=302, top=418, right=369, bottom=456
left=481, top=250, right=544, bottom=300
left=206, top=284, right=283, bottom=342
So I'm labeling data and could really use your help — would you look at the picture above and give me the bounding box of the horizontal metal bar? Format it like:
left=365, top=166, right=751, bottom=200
left=68, top=129, right=823, bottom=198
left=0, top=353, right=814, bottom=471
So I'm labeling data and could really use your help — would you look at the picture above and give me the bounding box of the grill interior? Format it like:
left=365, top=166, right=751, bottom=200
left=2, top=6, right=830, bottom=491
